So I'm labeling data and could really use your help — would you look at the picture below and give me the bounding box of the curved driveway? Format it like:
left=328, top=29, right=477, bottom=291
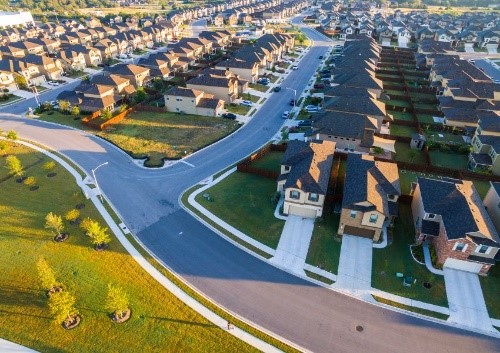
left=0, top=26, right=498, bottom=353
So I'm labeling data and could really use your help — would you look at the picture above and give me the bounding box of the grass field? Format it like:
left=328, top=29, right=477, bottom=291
left=389, top=111, right=414, bottom=122
left=394, top=142, right=426, bottom=165
left=0, top=94, right=23, bottom=106
left=429, top=151, right=469, bottom=170
left=0, top=140, right=256, bottom=353
left=226, top=104, right=251, bottom=115
left=372, top=204, right=448, bottom=307
left=390, top=125, right=417, bottom=138
left=248, top=83, right=269, bottom=93
left=480, top=263, right=500, bottom=319
left=38, top=111, right=240, bottom=167
left=195, top=171, right=285, bottom=249
left=250, top=151, right=283, bottom=173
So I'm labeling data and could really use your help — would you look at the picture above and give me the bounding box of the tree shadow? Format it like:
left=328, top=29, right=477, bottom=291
left=0, top=284, right=46, bottom=309
left=145, top=316, right=218, bottom=329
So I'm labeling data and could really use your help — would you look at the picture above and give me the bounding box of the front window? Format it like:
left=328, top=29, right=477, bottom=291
left=308, top=193, right=319, bottom=202
left=369, top=214, right=378, bottom=223
left=350, top=210, right=357, bottom=218
left=454, top=242, right=465, bottom=252
left=290, top=190, right=300, bottom=200
left=477, top=245, right=489, bottom=254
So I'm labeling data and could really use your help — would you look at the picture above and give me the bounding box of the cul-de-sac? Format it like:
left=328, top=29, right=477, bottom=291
left=0, top=0, right=499, bottom=351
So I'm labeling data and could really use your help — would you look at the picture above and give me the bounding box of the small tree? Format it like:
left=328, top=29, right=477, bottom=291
left=6, top=130, right=18, bottom=140
left=36, top=258, right=58, bottom=292
left=88, top=222, right=111, bottom=248
left=105, top=283, right=129, bottom=319
left=80, top=217, right=93, bottom=234
left=134, top=86, right=147, bottom=103
left=70, top=105, right=80, bottom=116
left=48, top=290, right=79, bottom=326
left=14, top=74, right=28, bottom=90
left=45, top=212, right=64, bottom=237
left=23, top=176, right=37, bottom=187
left=118, top=104, right=127, bottom=113
left=42, top=102, right=53, bottom=112
left=101, top=109, right=112, bottom=120
left=43, top=161, right=56, bottom=171
left=64, top=209, right=80, bottom=223
left=5, top=155, right=24, bottom=177
left=58, top=100, right=70, bottom=112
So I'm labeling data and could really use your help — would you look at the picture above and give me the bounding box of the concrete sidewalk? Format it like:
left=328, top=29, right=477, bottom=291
left=270, top=215, right=315, bottom=275
left=0, top=339, right=38, bottom=353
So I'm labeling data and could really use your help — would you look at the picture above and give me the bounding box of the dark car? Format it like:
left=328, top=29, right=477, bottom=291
left=318, top=55, right=324, bottom=59
left=222, top=113, right=237, bottom=120
left=313, top=83, right=325, bottom=89
left=289, top=99, right=297, bottom=106
left=298, top=119, right=312, bottom=127
left=273, top=86, right=281, bottom=92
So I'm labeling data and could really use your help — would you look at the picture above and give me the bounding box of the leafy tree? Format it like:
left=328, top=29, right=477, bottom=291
left=101, top=109, right=112, bottom=120
left=371, top=146, right=384, bottom=155
left=105, top=283, right=129, bottom=318
left=153, top=77, right=164, bottom=92
left=58, top=100, right=70, bottom=112
left=0, top=141, right=7, bottom=151
left=6, top=130, right=18, bottom=140
left=64, top=209, right=80, bottom=222
left=134, top=86, right=147, bottom=103
left=70, top=105, right=80, bottom=116
left=23, top=176, right=37, bottom=187
left=43, top=161, right=56, bottom=171
left=295, top=32, right=306, bottom=45
left=45, top=212, right=64, bottom=237
left=87, top=221, right=111, bottom=248
left=48, top=290, right=78, bottom=325
left=5, top=155, right=24, bottom=177
left=80, top=217, right=93, bottom=234
left=36, top=258, right=58, bottom=292
left=42, top=102, right=53, bottom=111
left=118, top=104, right=127, bottom=113
left=14, top=74, right=28, bottom=89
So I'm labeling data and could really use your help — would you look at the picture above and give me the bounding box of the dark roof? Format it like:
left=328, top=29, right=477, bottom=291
left=421, top=219, right=440, bottom=236
left=323, top=96, right=386, bottom=116
left=491, top=182, right=500, bottom=197
left=467, top=254, right=496, bottom=265
left=323, top=86, right=373, bottom=98
left=197, top=97, right=222, bottom=109
left=311, top=111, right=377, bottom=140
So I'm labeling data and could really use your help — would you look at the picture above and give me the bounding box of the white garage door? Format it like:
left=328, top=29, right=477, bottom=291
left=288, top=205, right=317, bottom=218
left=444, top=258, right=483, bottom=274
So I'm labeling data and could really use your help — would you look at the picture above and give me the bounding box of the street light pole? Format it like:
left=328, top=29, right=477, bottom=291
left=286, top=87, right=297, bottom=106
left=91, top=162, right=108, bottom=203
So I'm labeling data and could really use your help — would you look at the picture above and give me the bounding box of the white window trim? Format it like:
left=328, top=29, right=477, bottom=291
left=475, top=245, right=491, bottom=255
left=453, top=242, right=467, bottom=252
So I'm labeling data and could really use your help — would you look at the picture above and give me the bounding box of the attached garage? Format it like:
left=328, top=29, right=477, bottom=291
left=444, top=258, right=483, bottom=274
left=287, top=205, right=317, bottom=218
left=343, top=225, right=375, bottom=240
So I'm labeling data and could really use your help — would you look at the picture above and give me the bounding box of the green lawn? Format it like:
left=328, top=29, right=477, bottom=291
left=305, top=207, right=341, bottom=275
left=242, top=94, right=261, bottom=103
left=195, top=172, right=285, bottom=249
left=0, top=140, right=256, bottom=353
left=409, top=92, right=436, bottom=100
left=226, top=104, right=251, bottom=115
left=480, top=263, right=500, bottom=319
left=269, top=75, right=280, bottom=83
left=0, top=94, right=23, bottom=106
left=413, top=103, right=438, bottom=110
left=39, top=111, right=240, bottom=168
left=426, top=131, right=467, bottom=145
left=416, top=114, right=437, bottom=124
left=37, top=111, right=86, bottom=129
left=390, top=125, right=417, bottom=138
left=384, top=90, right=405, bottom=97
left=248, top=83, right=269, bottom=93
left=394, top=142, right=426, bottom=165
left=372, top=204, right=448, bottom=307
left=429, top=151, right=469, bottom=170
left=250, top=151, right=283, bottom=173
left=373, top=296, right=449, bottom=321
left=389, top=111, right=414, bottom=122
left=385, top=100, right=411, bottom=108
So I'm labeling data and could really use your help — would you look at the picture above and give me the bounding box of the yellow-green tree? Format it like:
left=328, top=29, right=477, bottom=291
left=48, top=290, right=79, bottom=325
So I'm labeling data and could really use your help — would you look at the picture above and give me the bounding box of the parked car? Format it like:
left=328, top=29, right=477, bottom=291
left=291, top=65, right=298, bottom=70
left=318, top=55, right=324, bottom=59
left=222, top=113, right=237, bottom=120
left=289, top=99, right=297, bottom=106
left=273, top=86, right=281, bottom=92
left=313, top=83, right=325, bottom=89
left=282, top=111, right=290, bottom=119
left=240, top=100, right=253, bottom=107
left=49, top=100, right=58, bottom=107
left=305, top=105, right=319, bottom=112
left=298, top=119, right=312, bottom=127
left=47, top=81, right=60, bottom=86
left=119, top=54, right=128, bottom=59
left=257, top=78, right=269, bottom=85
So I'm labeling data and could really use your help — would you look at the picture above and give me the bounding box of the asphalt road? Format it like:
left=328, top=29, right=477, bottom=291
left=0, top=20, right=498, bottom=353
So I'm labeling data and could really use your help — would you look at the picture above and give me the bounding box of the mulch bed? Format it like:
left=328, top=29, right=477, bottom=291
left=76, top=203, right=85, bottom=210
left=30, top=186, right=39, bottom=191
left=16, top=176, right=27, bottom=183
left=111, top=309, right=131, bottom=324
left=47, top=172, right=57, bottom=177
left=62, top=314, right=81, bottom=330
left=54, top=233, right=69, bottom=242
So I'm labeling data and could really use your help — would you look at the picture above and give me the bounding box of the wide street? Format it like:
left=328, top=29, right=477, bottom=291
left=0, top=20, right=498, bottom=353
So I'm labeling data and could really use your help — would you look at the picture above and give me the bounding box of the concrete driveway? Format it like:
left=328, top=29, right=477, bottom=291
left=335, top=235, right=373, bottom=297
left=270, top=215, right=315, bottom=275
left=444, top=268, right=496, bottom=335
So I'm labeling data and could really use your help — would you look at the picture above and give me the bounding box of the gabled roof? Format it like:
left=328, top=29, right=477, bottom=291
left=324, top=96, right=386, bottom=117
left=310, top=111, right=378, bottom=140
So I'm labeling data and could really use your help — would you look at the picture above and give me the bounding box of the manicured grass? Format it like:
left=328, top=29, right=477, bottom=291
left=385, top=100, right=411, bottom=108
left=372, top=204, right=448, bottom=307
left=226, top=104, right=251, bottom=115
left=66, top=71, right=87, bottom=79
left=390, top=125, right=417, bottom=138
left=426, top=131, right=467, bottom=145
left=372, top=296, right=449, bottom=321
left=0, top=94, right=23, bottom=106
left=195, top=172, right=285, bottom=249
left=394, top=142, right=426, bottom=165
left=413, top=103, right=438, bottom=110
left=382, top=80, right=405, bottom=87
left=248, top=83, right=269, bottom=93
left=389, top=111, right=414, bottom=122
left=409, top=92, right=436, bottom=100
left=304, top=270, right=334, bottom=285
left=305, top=207, right=341, bottom=275
left=384, top=89, right=405, bottom=97
left=416, top=114, right=437, bottom=124
left=242, top=94, right=261, bottom=103
left=0, top=140, right=256, bottom=353
left=269, top=75, right=280, bottom=83
left=37, top=111, right=86, bottom=129
left=480, top=262, right=500, bottom=319
left=429, top=151, right=469, bottom=170
left=39, top=111, right=240, bottom=168
left=250, top=151, right=283, bottom=173
left=472, top=180, right=491, bottom=200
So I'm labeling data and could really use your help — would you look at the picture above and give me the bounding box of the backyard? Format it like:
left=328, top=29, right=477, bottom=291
left=0, top=140, right=255, bottom=353
left=372, top=204, right=448, bottom=307
left=38, top=111, right=241, bottom=167
left=480, top=263, right=500, bottom=319
left=429, top=150, right=469, bottom=170
left=394, top=142, right=427, bottom=165
left=390, top=125, right=417, bottom=138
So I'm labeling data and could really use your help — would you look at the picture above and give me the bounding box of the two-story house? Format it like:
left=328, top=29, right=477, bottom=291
left=103, top=64, right=150, bottom=87
left=277, top=140, right=336, bottom=218
left=186, top=68, right=248, bottom=102
left=469, top=116, right=500, bottom=176
left=163, top=86, right=224, bottom=117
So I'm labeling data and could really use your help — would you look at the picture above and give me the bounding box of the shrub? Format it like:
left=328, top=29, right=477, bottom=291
left=23, top=176, right=37, bottom=187
left=70, top=106, right=80, bottom=116
left=43, top=161, right=56, bottom=171
left=5, top=155, right=24, bottom=177
left=458, top=144, right=471, bottom=155
left=101, top=110, right=112, bottom=120
left=64, top=209, right=80, bottom=222
left=6, top=130, right=18, bottom=140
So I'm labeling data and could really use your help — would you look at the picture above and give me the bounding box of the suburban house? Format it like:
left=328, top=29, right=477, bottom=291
left=58, top=49, right=87, bottom=71
left=163, top=86, right=224, bottom=117
left=57, top=82, right=122, bottom=112
left=186, top=68, right=248, bottom=102
left=103, top=64, right=150, bottom=87
left=22, top=54, right=63, bottom=80
left=411, top=177, right=499, bottom=275
left=64, top=44, right=102, bottom=67
left=277, top=140, right=336, bottom=218
left=484, top=182, right=500, bottom=234
left=90, top=74, right=136, bottom=96
left=0, top=59, right=46, bottom=86
left=0, top=70, right=16, bottom=90
left=469, top=115, right=500, bottom=176
left=338, top=154, right=400, bottom=242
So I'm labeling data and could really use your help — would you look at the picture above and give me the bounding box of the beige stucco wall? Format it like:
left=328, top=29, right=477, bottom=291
left=338, top=208, right=383, bottom=242
left=186, top=83, right=234, bottom=102
left=283, top=187, right=325, bottom=218
left=164, top=94, right=198, bottom=114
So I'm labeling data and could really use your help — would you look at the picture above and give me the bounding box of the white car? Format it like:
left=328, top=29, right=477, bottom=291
left=240, top=100, right=253, bottom=107
left=47, top=81, right=60, bottom=86
left=291, top=65, right=298, bottom=70
left=305, top=105, right=319, bottom=112
left=282, top=111, right=290, bottom=119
